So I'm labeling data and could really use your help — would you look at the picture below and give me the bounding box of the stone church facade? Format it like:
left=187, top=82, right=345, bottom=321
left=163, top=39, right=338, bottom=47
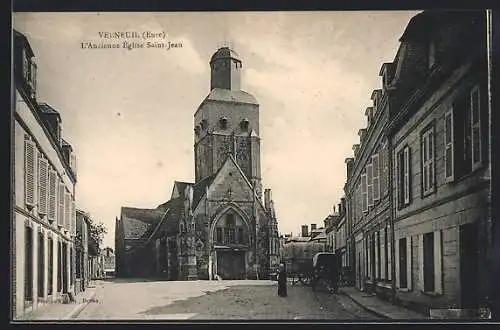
left=115, top=47, right=280, bottom=281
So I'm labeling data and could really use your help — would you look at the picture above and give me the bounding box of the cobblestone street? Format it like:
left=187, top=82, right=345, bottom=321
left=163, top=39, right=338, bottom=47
left=75, top=279, right=380, bottom=320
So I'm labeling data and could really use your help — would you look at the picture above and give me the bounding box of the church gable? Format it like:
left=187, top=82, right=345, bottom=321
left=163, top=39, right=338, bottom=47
left=206, top=155, right=255, bottom=202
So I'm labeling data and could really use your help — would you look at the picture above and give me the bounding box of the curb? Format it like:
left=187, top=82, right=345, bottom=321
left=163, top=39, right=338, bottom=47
left=63, top=290, right=97, bottom=320
left=338, top=290, right=391, bottom=319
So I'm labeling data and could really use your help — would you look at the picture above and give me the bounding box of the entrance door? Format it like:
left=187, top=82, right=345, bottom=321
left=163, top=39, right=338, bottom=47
left=62, top=242, right=68, bottom=293
left=217, top=251, right=245, bottom=280
left=460, top=223, right=479, bottom=309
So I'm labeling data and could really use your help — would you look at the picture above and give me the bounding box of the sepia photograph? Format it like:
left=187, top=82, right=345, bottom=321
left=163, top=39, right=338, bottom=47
left=10, top=9, right=497, bottom=322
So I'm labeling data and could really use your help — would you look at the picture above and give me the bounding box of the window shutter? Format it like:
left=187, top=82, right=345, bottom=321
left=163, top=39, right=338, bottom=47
left=361, top=174, right=368, bottom=213
left=24, top=140, right=37, bottom=207
left=418, top=234, right=424, bottom=291
left=58, top=181, right=64, bottom=227
left=48, top=170, right=57, bottom=222
left=380, top=229, right=386, bottom=280
left=444, top=109, right=454, bottom=181
left=395, top=237, right=400, bottom=288
left=367, top=164, right=373, bottom=207
left=373, top=154, right=380, bottom=202
left=64, top=191, right=70, bottom=231
left=387, top=226, right=392, bottom=281
left=71, top=199, right=76, bottom=236
left=38, top=157, right=49, bottom=215
left=384, top=144, right=389, bottom=197
left=403, top=147, right=410, bottom=204
left=406, top=236, right=413, bottom=291
left=434, top=230, right=443, bottom=294
left=429, top=130, right=435, bottom=190
left=471, top=86, right=481, bottom=168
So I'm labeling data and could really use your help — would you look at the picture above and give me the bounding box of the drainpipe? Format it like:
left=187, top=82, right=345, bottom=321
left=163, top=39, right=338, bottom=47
left=486, top=9, right=498, bottom=321
left=387, top=110, right=397, bottom=303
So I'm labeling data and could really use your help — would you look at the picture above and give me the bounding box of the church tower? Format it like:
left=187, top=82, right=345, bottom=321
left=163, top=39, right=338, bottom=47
left=194, top=47, right=262, bottom=197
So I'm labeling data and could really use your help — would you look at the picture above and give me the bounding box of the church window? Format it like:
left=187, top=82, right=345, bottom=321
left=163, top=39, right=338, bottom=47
left=219, top=117, right=228, bottom=129
left=216, top=227, right=223, bottom=244
left=226, top=213, right=235, bottom=227
left=194, top=125, right=201, bottom=136
left=200, top=119, right=208, bottom=130
left=240, top=118, right=250, bottom=131
left=238, top=228, right=244, bottom=244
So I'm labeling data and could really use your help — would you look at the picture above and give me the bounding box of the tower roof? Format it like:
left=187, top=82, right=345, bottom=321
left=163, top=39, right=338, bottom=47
left=210, top=47, right=241, bottom=63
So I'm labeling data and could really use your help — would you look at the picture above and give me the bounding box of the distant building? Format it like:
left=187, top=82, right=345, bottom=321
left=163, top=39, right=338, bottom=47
left=12, top=30, right=78, bottom=319
left=115, top=47, right=280, bottom=281
left=102, top=247, right=115, bottom=278
left=75, top=209, right=91, bottom=294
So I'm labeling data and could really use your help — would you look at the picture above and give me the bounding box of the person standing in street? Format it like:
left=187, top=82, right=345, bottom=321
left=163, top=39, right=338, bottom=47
left=277, top=263, right=288, bottom=297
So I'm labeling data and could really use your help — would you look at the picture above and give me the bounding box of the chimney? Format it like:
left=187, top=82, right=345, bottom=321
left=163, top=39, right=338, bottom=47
left=264, top=189, right=272, bottom=210
left=341, top=197, right=346, bottom=216
left=311, top=224, right=317, bottom=231
left=338, top=203, right=342, bottom=215
left=301, top=225, right=309, bottom=237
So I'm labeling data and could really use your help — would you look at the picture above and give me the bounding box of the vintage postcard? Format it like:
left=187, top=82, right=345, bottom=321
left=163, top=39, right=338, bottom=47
left=11, top=10, right=495, bottom=321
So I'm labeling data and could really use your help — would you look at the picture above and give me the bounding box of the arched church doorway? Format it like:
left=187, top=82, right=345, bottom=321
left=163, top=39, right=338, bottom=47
left=212, top=211, right=250, bottom=280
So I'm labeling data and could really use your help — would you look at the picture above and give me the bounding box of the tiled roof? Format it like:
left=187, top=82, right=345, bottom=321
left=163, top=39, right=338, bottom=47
left=120, top=207, right=165, bottom=240
left=192, top=174, right=215, bottom=208
left=205, top=88, right=258, bottom=105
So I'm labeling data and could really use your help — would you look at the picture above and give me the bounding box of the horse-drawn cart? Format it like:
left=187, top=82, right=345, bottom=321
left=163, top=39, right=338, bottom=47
left=281, top=240, right=327, bottom=286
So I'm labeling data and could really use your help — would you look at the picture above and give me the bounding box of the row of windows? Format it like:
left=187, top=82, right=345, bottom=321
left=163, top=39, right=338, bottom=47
left=363, top=225, right=392, bottom=283
left=215, top=227, right=246, bottom=245
left=24, top=225, right=73, bottom=301
left=352, top=142, right=389, bottom=222
left=396, top=85, right=483, bottom=208
left=24, top=138, right=76, bottom=236
left=195, top=118, right=250, bottom=134
left=395, top=231, right=443, bottom=294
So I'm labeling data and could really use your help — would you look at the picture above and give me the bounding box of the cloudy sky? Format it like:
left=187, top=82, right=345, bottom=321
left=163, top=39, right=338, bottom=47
left=13, top=11, right=419, bottom=248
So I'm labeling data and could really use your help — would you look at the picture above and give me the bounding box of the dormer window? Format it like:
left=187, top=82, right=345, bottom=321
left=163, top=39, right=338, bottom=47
left=219, top=117, right=228, bottom=129
left=240, top=118, right=249, bottom=130
left=200, top=119, right=208, bottom=130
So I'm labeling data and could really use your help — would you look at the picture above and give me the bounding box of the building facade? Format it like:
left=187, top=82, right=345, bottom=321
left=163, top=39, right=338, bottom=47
left=387, top=11, right=491, bottom=312
left=344, top=74, right=393, bottom=297
left=115, top=47, right=280, bottom=281
left=75, top=209, right=90, bottom=294
left=338, top=10, right=492, bottom=314
left=12, top=30, right=77, bottom=319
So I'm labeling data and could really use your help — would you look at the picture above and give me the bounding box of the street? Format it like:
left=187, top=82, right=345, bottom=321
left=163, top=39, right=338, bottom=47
left=76, top=279, right=380, bottom=320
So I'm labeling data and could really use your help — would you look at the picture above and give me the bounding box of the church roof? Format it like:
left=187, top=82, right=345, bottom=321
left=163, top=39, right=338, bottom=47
left=192, top=174, right=216, bottom=208
left=205, top=88, right=258, bottom=105
left=210, top=47, right=240, bottom=63
left=120, top=207, right=165, bottom=240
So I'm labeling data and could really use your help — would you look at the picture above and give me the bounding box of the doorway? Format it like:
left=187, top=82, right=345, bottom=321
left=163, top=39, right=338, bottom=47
left=25, top=226, right=33, bottom=302
left=460, top=223, right=479, bottom=309
left=62, top=242, right=68, bottom=293
left=216, top=251, right=245, bottom=280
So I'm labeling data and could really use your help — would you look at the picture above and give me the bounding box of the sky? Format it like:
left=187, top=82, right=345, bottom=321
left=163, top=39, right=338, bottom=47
left=13, top=11, right=420, bottom=248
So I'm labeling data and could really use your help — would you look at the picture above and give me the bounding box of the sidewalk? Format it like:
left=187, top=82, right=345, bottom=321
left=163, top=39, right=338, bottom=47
left=338, top=286, right=428, bottom=320
left=26, top=284, right=98, bottom=320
